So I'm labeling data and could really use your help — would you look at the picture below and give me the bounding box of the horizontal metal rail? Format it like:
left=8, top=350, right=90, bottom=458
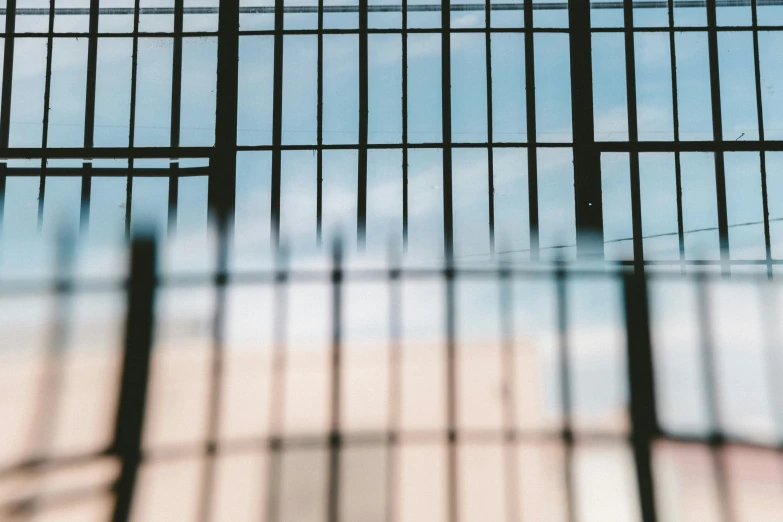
left=0, top=258, right=780, bottom=301
left=3, top=0, right=783, bottom=16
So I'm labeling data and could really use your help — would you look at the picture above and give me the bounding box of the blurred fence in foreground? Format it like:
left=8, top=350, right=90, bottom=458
left=1, top=235, right=783, bottom=522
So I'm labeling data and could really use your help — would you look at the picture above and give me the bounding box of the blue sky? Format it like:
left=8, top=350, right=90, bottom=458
left=2, top=2, right=783, bottom=272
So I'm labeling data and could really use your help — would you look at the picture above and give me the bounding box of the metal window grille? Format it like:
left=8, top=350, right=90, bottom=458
left=2, top=2, right=783, bottom=520
left=0, top=1, right=780, bottom=272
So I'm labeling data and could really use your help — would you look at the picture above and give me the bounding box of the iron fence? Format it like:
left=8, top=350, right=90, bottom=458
left=0, top=234, right=782, bottom=521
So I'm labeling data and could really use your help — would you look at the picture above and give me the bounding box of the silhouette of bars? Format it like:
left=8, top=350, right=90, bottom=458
left=0, top=235, right=782, bottom=521
left=1, top=1, right=783, bottom=518
left=0, top=0, right=782, bottom=271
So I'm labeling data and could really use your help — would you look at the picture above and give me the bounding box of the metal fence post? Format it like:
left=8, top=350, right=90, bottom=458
left=209, top=0, right=240, bottom=228
left=327, top=239, right=344, bottom=522
left=111, top=236, right=157, bottom=522
left=622, top=271, right=659, bottom=522
left=569, top=0, right=604, bottom=259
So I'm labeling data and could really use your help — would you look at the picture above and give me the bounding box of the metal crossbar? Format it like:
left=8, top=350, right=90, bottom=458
left=4, top=0, right=783, bottom=15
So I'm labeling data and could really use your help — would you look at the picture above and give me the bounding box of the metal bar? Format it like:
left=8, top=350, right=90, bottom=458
left=199, top=2, right=239, bottom=518
left=0, top=0, right=17, bottom=232
left=498, top=261, right=520, bottom=522
left=555, top=265, right=577, bottom=522
left=624, top=0, right=645, bottom=268
left=209, top=0, right=240, bottom=228
left=196, top=215, right=232, bottom=522
left=570, top=0, right=604, bottom=259
left=402, top=1, right=409, bottom=252
left=706, top=0, right=731, bottom=272
left=6, top=1, right=783, bottom=16
left=0, top=146, right=214, bottom=159
left=751, top=0, right=773, bottom=279
left=695, top=274, right=734, bottom=522
left=622, top=271, right=659, bottom=522
left=596, top=139, right=783, bottom=152
left=669, top=0, right=686, bottom=271
left=4, top=484, right=113, bottom=518
left=386, top=246, right=402, bottom=522
left=7, top=256, right=783, bottom=295
left=317, top=0, right=324, bottom=248
left=265, top=246, right=290, bottom=522
left=525, top=0, right=539, bottom=260
left=485, top=0, right=495, bottom=256
left=219, top=139, right=783, bottom=152
left=358, top=0, right=369, bottom=250
left=126, top=0, right=141, bottom=239
left=111, top=236, right=157, bottom=522
left=0, top=166, right=211, bottom=177
left=442, top=0, right=454, bottom=259
left=6, top=138, right=783, bottom=160
left=38, top=0, right=56, bottom=233
left=444, top=260, right=459, bottom=522
left=169, top=0, right=184, bottom=237
left=81, top=0, right=101, bottom=235
left=326, top=240, right=344, bottom=522
left=8, top=23, right=783, bottom=37
left=271, top=0, right=284, bottom=248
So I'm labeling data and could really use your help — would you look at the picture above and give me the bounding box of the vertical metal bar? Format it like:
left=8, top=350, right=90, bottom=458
left=444, top=259, right=458, bottom=522
left=169, top=0, right=184, bottom=237
left=0, top=0, right=18, bottom=232
left=498, top=261, right=519, bottom=522
left=196, top=217, right=231, bottom=522
left=623, top=271, right=659, bottom=522
left=358, top=0, right=369, bottom=250
left=401, top=0, right=409, bottom=253
left=751, top=0, right=773, bottom=279
left=555, top=265, right=577, bottom=522
left=317, top=0, right=324, bottom=248
left=569, top=0, right=603, bottom=260
left=624, top=0, right=644, bottom=268
left=695, top=274, right=734, bottom=522
left=202, top=0, right=241, bottom=492
left=38, top=0, right=56, bottom=233
left=266, top=245, right=289, bottom=522
left=524, top=0, right=539, bottom=260
left=326, top=239, right=344, bottom=522
left=485, top=0, right=495, bottom=256
left=271, top=0, right=284, bottom=248
left=441, top=0, right=454, bottom=260
left=209, top=0, right=240, bottom=228
left=668, top=0, right=686, bottom=270
left=126, top=0, right=142, bottom=240
left=111, top=236, right=157, bottom=522
left=706, top=0, right=730, bottom=273
left=81, top=0, right=101, bottom=235
left=386, top=244, right=402, bottom=522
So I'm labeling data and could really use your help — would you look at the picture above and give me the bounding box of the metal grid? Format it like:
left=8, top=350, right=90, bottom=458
left=0, top=0, right=779, bottom=272
left=2, top=3, right=783, bottom=521
left=1, top=235, right=782, bottom=521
